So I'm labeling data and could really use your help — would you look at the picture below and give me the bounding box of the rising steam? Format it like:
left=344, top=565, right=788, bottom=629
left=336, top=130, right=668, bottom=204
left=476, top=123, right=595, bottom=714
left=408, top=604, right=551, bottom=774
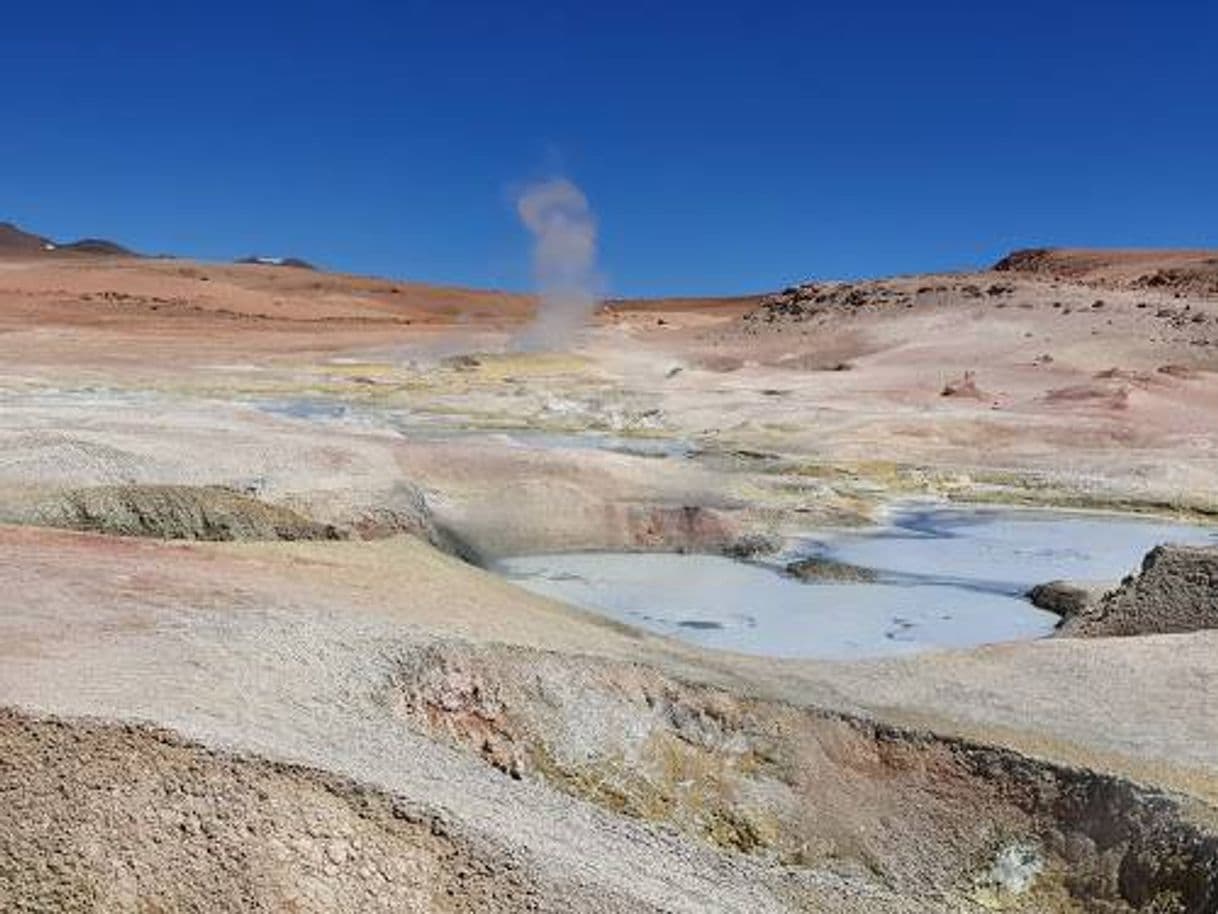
left=513, top=177, right=601, bottom=350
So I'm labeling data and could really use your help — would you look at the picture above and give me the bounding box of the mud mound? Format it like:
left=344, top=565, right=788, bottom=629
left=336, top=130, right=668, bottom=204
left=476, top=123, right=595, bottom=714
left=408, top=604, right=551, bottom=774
left=23, top=485, right=343, bottom=541
left=1061, top=544, right=1218, bottom=638
left=388, top=642, right=1218, bottom=912
left=0, top=708, right=617, bottom=914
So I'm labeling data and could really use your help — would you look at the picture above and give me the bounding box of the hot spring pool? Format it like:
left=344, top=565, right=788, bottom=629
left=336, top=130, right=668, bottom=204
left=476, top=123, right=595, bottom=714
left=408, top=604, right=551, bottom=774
left=496, top=505, right=1218, bottom=660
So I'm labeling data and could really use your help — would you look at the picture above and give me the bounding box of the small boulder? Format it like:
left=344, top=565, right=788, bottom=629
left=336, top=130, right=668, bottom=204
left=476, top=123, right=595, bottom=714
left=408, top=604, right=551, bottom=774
left=1026, top=580, right=1103, bottom=620
left=786, top=556, right=877, bottom=583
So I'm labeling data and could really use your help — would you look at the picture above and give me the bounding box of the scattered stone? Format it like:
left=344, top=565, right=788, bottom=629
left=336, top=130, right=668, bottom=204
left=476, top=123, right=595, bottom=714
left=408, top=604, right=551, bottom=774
left=941, top=370, right=985, bottom=399
left=786, top=556, right=877, bottom=583
left=1026, top=580, right=1105, bottom=620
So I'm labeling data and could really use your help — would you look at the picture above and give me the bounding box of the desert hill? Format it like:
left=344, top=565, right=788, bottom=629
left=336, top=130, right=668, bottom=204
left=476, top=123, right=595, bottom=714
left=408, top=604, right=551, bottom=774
left=0, top=220, right=138, bottom=258
left=0, top=221, right=54, bottom=254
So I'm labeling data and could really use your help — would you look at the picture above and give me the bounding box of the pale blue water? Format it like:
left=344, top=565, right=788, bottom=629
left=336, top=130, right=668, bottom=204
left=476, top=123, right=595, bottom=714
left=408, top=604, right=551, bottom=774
left=498, top=506, right=1217, bottom=660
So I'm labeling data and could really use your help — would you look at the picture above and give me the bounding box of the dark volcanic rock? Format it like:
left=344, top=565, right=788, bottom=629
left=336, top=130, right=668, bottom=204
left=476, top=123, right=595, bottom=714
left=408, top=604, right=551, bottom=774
left=992, top=248, right=1058, bottom=273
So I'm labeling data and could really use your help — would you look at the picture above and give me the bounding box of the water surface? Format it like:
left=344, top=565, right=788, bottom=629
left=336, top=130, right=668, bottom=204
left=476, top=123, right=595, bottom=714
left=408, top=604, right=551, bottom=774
left=498, top=506, right=1217, bottom=660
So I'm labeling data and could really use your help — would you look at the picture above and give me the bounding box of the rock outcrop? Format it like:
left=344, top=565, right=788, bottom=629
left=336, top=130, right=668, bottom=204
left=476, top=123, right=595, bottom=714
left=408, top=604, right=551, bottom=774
left=1026, top=581, right=1106, bottom=621
left=20, top=485, right=343, bottom=542
left=1059, top=544, right=1218, bottom=637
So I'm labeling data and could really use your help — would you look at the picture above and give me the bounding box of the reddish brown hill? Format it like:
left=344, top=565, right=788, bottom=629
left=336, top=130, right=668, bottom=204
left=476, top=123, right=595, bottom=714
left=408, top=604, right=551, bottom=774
left=0, top=222, right=138, bottom=259
left=57, top=238, right=138, bottom=257
left=0, top=222, right=54, bottom=255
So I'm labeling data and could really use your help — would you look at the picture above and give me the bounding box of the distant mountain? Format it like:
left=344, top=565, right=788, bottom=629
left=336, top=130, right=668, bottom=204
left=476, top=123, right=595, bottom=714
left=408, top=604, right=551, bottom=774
left=235, top=255, right=318, bottom=270
left=57, top=238, right=137, bottom=256
left=0, top=221, right=139, bottom=258
left=1, top=221, right=324, bottom=269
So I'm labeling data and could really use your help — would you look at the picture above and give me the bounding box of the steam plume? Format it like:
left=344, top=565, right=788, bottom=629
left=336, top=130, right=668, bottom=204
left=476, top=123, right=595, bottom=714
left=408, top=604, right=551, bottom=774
left=513, top=177, right=601, bottom=350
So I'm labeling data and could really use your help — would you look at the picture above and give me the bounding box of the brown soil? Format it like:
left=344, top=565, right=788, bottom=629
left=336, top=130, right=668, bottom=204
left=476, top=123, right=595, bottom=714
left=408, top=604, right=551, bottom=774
left=0, top=708, right=636, bottom=914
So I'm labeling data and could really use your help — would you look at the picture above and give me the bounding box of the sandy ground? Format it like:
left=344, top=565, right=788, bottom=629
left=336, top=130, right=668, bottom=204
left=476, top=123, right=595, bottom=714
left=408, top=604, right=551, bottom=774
left=2, top=248, right=1218, bottom=910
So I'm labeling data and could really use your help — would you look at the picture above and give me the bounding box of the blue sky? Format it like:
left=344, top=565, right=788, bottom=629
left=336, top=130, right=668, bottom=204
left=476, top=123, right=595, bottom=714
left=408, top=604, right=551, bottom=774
left=3, top=1, right=1215, bottom=296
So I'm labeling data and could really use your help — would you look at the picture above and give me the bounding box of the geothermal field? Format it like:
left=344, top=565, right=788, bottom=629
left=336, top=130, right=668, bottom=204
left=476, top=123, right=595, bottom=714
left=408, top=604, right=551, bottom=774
left=2, top=227, right=1218, bottom=913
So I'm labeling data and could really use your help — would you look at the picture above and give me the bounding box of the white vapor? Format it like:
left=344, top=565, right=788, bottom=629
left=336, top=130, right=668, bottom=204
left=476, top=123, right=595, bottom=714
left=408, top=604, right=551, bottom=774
left=513, top=177, right=601, bottom=350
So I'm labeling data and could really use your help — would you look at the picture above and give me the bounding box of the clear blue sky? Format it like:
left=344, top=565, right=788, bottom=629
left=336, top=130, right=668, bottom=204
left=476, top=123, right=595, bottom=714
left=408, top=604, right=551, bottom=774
left=3, top=1, right=1215, bottom=296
